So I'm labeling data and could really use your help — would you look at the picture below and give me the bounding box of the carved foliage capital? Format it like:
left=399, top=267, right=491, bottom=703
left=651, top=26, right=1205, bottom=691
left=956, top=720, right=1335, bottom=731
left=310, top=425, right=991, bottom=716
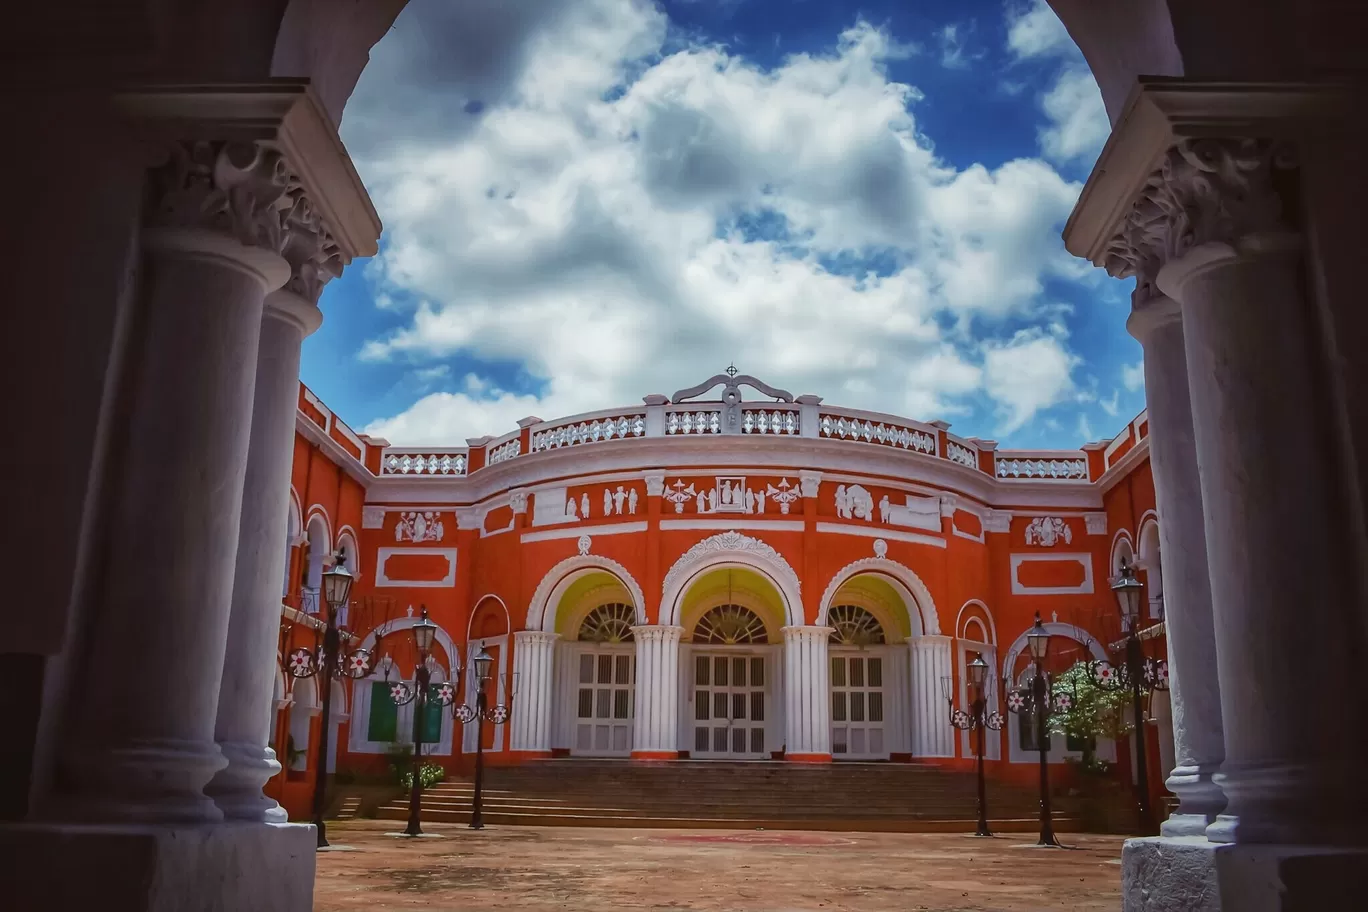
left=149, top=140, right=344, bottom=301
left=1103, top=138, right=1295, bottom=289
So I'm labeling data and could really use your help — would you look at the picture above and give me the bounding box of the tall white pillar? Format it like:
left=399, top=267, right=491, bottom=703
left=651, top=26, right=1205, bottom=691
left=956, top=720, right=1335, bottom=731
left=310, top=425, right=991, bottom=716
left=1161, top=212, right=1366, bottom=845
left=631, top=626, right=683, bottom=758
left=206, top=288, right=323, bottom=821
left=51, top=142, right=293, bottom=823
left=907, top=635, right=953, bottom=758
left=1127, top=291, right=1227, bottom=837
left=782, top=626, right=832, bottom=760
left=510, top=631, right=559, bottom=753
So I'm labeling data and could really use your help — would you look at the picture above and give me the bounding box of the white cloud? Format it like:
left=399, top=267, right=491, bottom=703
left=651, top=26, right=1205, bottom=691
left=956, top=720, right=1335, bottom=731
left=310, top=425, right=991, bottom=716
left=346, top=1, right=1095, bottom=444
left=1099, top=388, right=1120, bottom=417
left=1038, top=67, right=1109, bottom=165
left=937, top=24, right=970, bottom=69
left=981, top=330, right=1081, bottom=434
left=1005, top=0, right=1076, bottom=61
left=1121, top=359, right=1145, bottom=393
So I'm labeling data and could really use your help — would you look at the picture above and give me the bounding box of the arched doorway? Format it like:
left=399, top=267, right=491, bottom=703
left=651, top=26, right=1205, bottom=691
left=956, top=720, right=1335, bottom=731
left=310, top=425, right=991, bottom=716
left=679, top=568, right=788, bottom=760
left=569, top=603, right=637, bottom=756
left=827, top=604, right=889, bottom=759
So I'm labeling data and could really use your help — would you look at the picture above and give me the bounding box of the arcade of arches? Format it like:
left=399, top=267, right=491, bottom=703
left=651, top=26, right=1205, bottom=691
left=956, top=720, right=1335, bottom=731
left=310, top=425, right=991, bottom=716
left=4, top=2, right=1367, bottom=911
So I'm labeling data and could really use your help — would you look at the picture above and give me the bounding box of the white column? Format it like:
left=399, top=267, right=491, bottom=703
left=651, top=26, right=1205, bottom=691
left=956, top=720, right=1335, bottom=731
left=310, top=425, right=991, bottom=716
left=205, top=289, right=322, bottom=821
left=1157, top=142, right=1364, bottom=845
left=1127, top=291, right=1227, bottom=837
left=510, top=631, right=559, bottom=752
left=908, top=635, right=953, bottom=758
left=631, top=626, right=683, bottom=757
left=51, top=142, right=292, bottom=823
left=782, top=626, right=832, bottom=759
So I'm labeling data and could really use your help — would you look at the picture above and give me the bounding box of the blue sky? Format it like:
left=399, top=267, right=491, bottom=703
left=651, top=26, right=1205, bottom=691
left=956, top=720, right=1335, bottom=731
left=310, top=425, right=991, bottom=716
left=307, top=0, right=1145, bottom=447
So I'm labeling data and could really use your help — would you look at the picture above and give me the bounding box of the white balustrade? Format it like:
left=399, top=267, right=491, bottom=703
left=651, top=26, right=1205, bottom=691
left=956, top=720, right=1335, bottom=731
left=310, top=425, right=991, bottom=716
left=994, top=456, right=1088, bottom=480
left=818, top=411, right=938, bottom=455
left=529, top=412, right=646, bottom=451
left=380, top=449, right=468, bottom=476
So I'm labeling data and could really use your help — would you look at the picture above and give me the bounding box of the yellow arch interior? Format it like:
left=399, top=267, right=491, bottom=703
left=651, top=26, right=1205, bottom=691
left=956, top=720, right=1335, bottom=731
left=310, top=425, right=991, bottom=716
left=830, top=574, right=914, bottom=641
left=679, top=567, right=788, bottom=641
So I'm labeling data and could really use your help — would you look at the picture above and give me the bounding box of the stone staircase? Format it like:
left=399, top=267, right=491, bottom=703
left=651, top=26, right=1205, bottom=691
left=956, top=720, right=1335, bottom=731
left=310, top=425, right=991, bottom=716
left=374, top=759, right=1084, bottom=832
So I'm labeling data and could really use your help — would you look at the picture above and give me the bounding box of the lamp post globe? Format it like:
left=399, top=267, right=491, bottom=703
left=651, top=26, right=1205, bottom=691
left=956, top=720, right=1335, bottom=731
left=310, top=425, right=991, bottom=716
left=320, top=558, right=354, bottom=614
left=1027, top=615, right=1051, bottom=662
left=967, top=654, right=988, bottom=691
left=412, top=607, right=438, bottom=657
left=473, top=647, right=494, bottom=682
left=1111, top=560, right=1144, bottom=627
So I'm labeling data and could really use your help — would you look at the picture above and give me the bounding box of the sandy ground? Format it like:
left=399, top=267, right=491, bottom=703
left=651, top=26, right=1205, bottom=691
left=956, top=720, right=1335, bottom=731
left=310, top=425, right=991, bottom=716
left=315, top=820, right=1123, bottom=911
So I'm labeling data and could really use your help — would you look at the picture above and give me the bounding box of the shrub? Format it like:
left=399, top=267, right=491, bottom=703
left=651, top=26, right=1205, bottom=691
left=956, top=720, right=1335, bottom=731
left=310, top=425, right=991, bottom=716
left=399, top=762, right=446, bottom=791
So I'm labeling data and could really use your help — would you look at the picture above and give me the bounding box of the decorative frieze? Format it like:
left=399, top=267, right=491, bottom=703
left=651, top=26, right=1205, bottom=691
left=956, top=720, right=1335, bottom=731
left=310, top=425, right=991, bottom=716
left=819, top=414, right=937, bottom=455
left=741, top=408, right=800, bottom=435
left=945, top=440, right=977, bottom=468
left=488, top=438, right=521, bottom=465
left=995, top=457, right=1087, bottom=480
left=381, top=451, right=467, bottom=476
left=1024, top=516, right=1072, bottom=547
left=530, top=414, right=646, bottom=451
left=665, top=410, right=722, bottom=435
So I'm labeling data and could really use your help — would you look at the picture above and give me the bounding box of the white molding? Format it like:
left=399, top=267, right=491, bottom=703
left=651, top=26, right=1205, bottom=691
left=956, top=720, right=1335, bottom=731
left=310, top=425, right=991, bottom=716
left=526, top=554, right=648, bottom=632
left=661, top=531, right=802, bottom=628
left=520, top=521, right=648, bottom=544
left=817, top=557, right=940, bottom=635
left=813, top=522, right=946, bottom=550
left=1085, top=512, right=1109, bottom=536
left=953, top=599, right=997, bottom=646
left=658, top=519, right=805, bottom=532
left=295, top=412, right=371, bottom=486
left=1008, top=553, right=1095, bottom=596
left=374, top=547, right=458, bottom=588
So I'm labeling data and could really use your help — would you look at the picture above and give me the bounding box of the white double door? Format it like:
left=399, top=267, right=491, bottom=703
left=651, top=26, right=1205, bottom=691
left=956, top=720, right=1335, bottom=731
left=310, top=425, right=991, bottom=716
left=830, top=648, right=887, bottom=759
left=691, top=651, right=769, bottom=758
left=571, top=646, right=635, bottom=756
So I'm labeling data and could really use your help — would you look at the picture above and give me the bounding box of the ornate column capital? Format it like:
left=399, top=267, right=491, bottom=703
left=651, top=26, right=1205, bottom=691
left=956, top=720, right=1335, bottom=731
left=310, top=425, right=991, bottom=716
left=798, top=471, right=822, bottom=498
left=629, top=624, right=684, bottom=644
left=508, top=490, right=529, bottom=515
left=781, top=625, right=834, bottom=642
left=513, top=630, right=559, bottom=647
left=1063, top=80, right=1343, bottom=292
left=117, top=82, right=381, bottom=303
left=643, top=471, right=667, bottom=497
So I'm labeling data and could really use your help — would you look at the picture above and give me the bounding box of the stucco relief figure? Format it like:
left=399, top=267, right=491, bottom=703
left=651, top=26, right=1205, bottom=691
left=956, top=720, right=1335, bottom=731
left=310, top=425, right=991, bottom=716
left=565, top=499, right=578, bottom=520
left=581, top=493, right=590, bottom=518
left=696, top=490, right=706, bottom=512
left=1025, top=516, right=1072, bottom=547
left=836, top=485, right=874, bottom=521
left=396, top=511, right=444, bottom=542
left=613, top=486, right=627, bottom=514
left=744, top=488, right=755, bottom=513
left=755, top=489, right=766, bottom=514
left=628, top=489, right=638, bottom=514
left=604, top=489, right=613, bottom=517
left=879, top=495, right=891, bottom=523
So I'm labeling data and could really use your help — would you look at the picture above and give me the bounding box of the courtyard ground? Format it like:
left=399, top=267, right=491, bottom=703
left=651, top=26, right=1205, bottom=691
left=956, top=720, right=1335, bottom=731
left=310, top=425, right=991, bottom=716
left=315, top=820, right=1124, bottom=911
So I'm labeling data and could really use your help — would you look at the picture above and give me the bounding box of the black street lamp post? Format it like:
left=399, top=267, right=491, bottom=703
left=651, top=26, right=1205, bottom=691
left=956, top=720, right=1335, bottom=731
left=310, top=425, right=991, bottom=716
left=944, top=654, right=1004, bottom=837
left=386, top=608, right=440, bottom=837
left=285, top=554, right=374, bottom=849
left=1005, top=613, right=1068, bottom=848
left=1091, top=560, right=1170, bottom=835
left=450, top=648, right=510, bottom=830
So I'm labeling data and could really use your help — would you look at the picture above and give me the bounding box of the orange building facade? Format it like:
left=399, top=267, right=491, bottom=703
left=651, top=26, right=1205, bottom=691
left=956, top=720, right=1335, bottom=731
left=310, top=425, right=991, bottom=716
left=268, top=371, right=1169, bottom=818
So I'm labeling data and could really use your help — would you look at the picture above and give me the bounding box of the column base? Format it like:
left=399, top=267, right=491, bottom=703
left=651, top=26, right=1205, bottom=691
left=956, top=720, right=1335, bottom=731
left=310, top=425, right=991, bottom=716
left=1122, top=835, right=1368, bottom=912
left=0, top=820, right=316, bottom=912
left=630, top=750, right=679, bottom=761
left=784, top=753, right=832, bottom=763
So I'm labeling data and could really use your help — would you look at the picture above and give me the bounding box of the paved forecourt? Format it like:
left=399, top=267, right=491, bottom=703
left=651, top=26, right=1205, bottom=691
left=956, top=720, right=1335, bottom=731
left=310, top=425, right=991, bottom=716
left=315, top=820, right=1123, bottom=911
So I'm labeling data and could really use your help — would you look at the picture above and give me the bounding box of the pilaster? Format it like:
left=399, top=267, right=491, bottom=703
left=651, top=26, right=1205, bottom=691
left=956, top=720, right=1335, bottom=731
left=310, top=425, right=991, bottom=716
left=907, top=635, right=954, bottom=758
left=781, top=625, right=833, bottom=761
left=510, top=631, right=559, bottom=753
left=631, top=626, right=684, bottom=759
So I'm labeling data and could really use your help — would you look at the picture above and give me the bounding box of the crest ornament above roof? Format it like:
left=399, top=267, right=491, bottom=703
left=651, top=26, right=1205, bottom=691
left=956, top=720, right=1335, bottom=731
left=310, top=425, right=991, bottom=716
left=671, top=367, right=795, bottom=435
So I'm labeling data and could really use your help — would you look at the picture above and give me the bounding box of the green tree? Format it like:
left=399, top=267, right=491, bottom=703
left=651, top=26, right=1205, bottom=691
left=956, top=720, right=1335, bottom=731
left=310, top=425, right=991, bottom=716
left=1048, top=661, right=1133, bottom=769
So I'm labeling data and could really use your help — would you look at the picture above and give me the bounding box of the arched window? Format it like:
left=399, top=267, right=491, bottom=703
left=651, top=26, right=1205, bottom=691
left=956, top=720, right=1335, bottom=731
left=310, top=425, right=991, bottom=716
left=578, top=603, right=636, bottom=643
left=693, top=604, right=767, bottom=645
left=828, top=605, right=886, bottom=645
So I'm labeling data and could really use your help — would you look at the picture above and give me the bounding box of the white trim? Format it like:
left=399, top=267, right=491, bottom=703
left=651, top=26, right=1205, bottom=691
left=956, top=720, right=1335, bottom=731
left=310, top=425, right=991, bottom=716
left=659, top=519, right=805, bottom=532
left=521, top=521, right=647, bottom=543
left=1103, top=426, right=1132, bottom=464
left=374, top=547, right=458, bottom=588
left=813, top=522, right=946, bottom=549
left=462, top=635, right=511, bottom=753
left=1008, top=553, right=1095, bottom=596
left=660, top=532, right=803, bottom=629
left=954, top=599, right=997, bottom=646
left=333, top=419, right=367, bottom=459
left=817, top=558, right=939, bottom=636
left=468, top=594, right=513, bottom=641
left=1110, top=529, right=1136, bottom=576
left=526, top=554, right=648, bottom=632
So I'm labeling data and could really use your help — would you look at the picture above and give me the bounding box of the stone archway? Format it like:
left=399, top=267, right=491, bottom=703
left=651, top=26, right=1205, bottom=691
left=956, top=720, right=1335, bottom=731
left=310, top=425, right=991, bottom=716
left=661, top=531, right=802, bottom=628
left=816, top=557, right=940, bottom=636
left=525, top=554, right=647, bottom=633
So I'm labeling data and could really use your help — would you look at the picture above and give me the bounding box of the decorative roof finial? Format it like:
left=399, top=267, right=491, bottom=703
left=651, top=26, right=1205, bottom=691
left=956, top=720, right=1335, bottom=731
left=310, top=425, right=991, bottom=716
left=725, top=362, right=738, bottom=378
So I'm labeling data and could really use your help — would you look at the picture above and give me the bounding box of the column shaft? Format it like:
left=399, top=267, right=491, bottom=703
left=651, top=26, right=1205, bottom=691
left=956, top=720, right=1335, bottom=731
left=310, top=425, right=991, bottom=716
left=207, top=291, right=321, bottom=821
left=54, top=227, right=287, bottom=823
left=1162, top=236, right=1367, bottom=845
left=510, top=632, right=558, bottom=752
left=1128, top=294, right=1227, bottom=837
left=908, top=636, right=953, bottom=758
left=782, top=626, right=831, bottom=760
left=631, top=626, right=682, bottom=758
